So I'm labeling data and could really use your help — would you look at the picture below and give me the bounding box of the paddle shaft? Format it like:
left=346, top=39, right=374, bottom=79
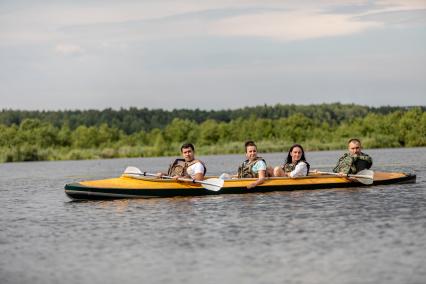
left=312, top=171, right=373, bottom=179
left=126, top=171, right=220, bottom=188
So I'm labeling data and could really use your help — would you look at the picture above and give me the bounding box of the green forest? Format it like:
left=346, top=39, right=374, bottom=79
left=0, top=104, right=425, bottom=162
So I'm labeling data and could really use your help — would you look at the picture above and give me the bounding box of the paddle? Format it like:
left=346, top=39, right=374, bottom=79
left=310, top=169, right=374, bottom=185
left=123, top=166, right=224, bottom=192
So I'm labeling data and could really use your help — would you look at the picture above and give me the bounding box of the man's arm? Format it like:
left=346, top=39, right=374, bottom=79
left=188, top=162, right=205, bottom=180
left=193, top=172, right=204, bottom=181
left=333, top=154, right=354, bottom=175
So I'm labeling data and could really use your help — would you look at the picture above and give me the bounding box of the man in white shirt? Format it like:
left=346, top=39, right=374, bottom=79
left=157, top=143, right=206, bottom=180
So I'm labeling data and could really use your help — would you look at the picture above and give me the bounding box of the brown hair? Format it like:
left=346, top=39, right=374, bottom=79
left=244, top=140, right=257, bottom=152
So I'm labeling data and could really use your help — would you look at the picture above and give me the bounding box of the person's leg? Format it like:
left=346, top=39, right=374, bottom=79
left=273, top=166, right=285, bottom=177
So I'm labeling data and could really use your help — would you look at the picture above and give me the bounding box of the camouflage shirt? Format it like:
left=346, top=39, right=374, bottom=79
left=332, top=152, right=373, bottom=174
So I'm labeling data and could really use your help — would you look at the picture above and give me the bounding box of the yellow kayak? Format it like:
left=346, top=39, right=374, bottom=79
left=64, top=171, right=415, bottom=200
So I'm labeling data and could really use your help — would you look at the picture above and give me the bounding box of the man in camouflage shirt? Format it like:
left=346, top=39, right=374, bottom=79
left=333, top=138, right=373, bottom=175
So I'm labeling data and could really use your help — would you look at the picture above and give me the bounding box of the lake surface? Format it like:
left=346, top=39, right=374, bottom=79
left=0, top=147, right=425, bottom=284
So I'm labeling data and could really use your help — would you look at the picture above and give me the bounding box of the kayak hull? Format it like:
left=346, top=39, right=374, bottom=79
left=64, top=171, right=416, bottom=200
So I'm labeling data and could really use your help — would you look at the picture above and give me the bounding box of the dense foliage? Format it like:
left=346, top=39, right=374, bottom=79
left=0, top=105, right=424, bottom=162
left=1, top=103, right=422, bottom=134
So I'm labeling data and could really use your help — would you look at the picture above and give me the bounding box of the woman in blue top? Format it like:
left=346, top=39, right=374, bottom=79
left=237, top=140, right=268, bottom=189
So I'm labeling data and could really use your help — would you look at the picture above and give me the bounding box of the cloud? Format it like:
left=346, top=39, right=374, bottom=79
left=1, top=0, right=425, bottom=111
left=376, top=0, right=426, bottom=10
left=354, top=1, right=426, bottom=28
left=2, top=1, right=425, bottom=47
left=210, top=10, right=383, bottom=41
left=54, top=43, right=84, bottom=56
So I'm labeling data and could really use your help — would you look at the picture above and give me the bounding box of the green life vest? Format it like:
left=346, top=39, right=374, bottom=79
left=333, top=152, right=372, bottom=174
left=167, top=159, right=207, bottom=177
left=237, top=157, right=267, bottom=178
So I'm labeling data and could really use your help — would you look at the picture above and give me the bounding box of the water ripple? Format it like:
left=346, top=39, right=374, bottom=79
left=1, top=148, right=425, bottom=284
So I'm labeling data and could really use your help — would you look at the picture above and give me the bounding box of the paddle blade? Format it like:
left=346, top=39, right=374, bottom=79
left=201, top=178, right=224, bottom=192
left=353, top=169, right=374, bottom=185
left=355, top=176, right=374, bottom=185
left=357, top=169, right=374, bottom=179
left=124, top=166, right=142, bottom=175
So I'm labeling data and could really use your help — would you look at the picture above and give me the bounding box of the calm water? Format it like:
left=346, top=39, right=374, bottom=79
left=0, top=148, right=425, bottom=284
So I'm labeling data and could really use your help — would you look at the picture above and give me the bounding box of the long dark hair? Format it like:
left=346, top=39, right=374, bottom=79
left=285, top=144, right=308, bottom=165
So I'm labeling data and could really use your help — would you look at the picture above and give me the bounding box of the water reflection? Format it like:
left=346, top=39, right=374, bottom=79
left=1, top=147, right=425, bottom=284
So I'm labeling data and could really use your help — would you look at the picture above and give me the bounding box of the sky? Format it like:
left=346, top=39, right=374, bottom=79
left=0, top=0, right=425, bottom=110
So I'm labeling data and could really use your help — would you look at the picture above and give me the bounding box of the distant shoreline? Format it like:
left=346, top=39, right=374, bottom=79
left=1, top=104, right=424, bottom=162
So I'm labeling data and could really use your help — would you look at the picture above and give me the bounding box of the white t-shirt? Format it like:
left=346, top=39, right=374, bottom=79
left=186, top=162, right=205, bottom=179
left=289, top=161, right=308, bottom=178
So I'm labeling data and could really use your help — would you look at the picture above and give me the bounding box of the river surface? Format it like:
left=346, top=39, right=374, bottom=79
left=0, top=147, right=425, bottom=284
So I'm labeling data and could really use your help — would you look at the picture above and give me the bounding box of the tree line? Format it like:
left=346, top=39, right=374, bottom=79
left=1, top=103, right=422, bottom=134
left=0, top=105, right=424, bottom=162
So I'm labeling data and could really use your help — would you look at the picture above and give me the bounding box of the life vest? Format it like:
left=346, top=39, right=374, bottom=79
left=354, top=154, right=372, bottom=172
left=281, top=163, right=296, bottom=173
left=237, top=157, right=267, bottom=178
left=167, top=158, right=207, bottom=177
left=281, top=160, right=310, bottom=174
left=333, top=152, right=372, bottom=174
